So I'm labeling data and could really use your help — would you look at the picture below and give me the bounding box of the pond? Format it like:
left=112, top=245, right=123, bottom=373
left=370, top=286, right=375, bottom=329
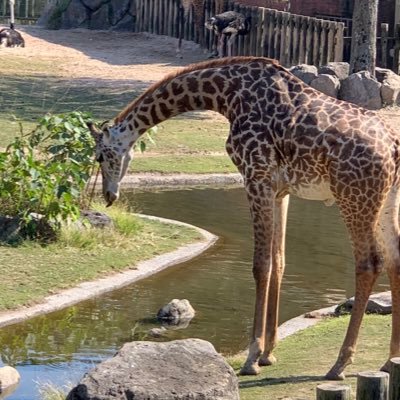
left=0, top=187, right=390, bottom=399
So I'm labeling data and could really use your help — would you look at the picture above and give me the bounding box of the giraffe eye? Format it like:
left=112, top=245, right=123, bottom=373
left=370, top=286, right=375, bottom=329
left=96, top=153, right=104, bottom=163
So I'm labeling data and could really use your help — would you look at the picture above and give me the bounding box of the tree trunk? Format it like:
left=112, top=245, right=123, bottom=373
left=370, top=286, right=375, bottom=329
left=350, top=0, right=379, bottom=75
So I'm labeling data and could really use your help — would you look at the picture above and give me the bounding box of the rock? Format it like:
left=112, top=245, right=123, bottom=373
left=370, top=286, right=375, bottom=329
left=318, top=62, right=350, bottom=81
left=0, top=215, right=57, bottom=244
left=335, top=291, right=392, bottom=316
left=0, top=366, right=20, bottom=392
left=148, top=326, right=167, bottom=338
left=310, top=74, right=340, bottom=98
left=157, top=299, right=195, bottom=325
left=66, top=339, right=239, bottom=400
left=339, top=71, right=382, bottom=110
left=80, top=210, right=113, bottom=229
left=289, top=64, right=318, bottom=85
left=0, top=216, right=22, bottom=244
left=376, top=68, right=400, bottom=106
left=39, top=0, right=136, bottom=30
left=375, top=67, right=393, bottom=83
left=61, top=0, right=89, bottom=29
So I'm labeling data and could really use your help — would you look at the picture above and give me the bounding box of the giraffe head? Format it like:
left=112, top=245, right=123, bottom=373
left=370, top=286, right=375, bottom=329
left=88, top=121, right=133, bottom=207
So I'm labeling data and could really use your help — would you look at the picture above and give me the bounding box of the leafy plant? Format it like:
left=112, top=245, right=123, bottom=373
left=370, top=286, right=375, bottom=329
left=0, top=111, right=95, bottom=229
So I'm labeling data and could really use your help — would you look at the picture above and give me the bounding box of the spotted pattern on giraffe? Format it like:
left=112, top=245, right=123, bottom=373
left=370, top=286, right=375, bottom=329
left=88, top=56, right=400, bottom=380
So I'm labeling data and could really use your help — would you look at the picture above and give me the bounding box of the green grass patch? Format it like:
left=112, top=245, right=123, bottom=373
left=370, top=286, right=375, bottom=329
left=145, top=117, right=229, bottom=154
left=131, top=154, right=237, bottom=174
left=233, top=314, right=391, bottom=399
left=0, top=206, right=202, bottom=310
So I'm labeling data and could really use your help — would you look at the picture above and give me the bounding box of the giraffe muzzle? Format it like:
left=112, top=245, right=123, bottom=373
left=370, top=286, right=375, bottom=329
left=105, top=190, right=118, bottom=207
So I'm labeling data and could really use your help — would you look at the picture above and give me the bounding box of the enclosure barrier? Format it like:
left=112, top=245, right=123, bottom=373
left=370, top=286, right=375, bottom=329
left=316, top=358, right=400, bottom=400
left=0, top=0, right=45, bottom=23
left=133, top=0, right=344, bottom=67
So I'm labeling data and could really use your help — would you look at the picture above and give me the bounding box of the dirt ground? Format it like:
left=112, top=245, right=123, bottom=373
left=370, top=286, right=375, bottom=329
left=1, top=25, right=206, bottom=85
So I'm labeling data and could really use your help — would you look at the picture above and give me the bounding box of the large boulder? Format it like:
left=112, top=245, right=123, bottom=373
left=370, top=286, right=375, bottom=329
left=339, top=71, right=382, bottom=110
left=310, top=74, right=340, bottom=98
left=289, top=64, right=318, bottom=85
left=67, top=339, right=239, bottom=400
left=375, top=68, right=400, bottom=106
left=0, top=366, right=20, bottom=393
left=318, top=62, right=350, bottom=81
left=157, top=299, right=195, bottom=326
left=335, top=291, right=392, bottom=316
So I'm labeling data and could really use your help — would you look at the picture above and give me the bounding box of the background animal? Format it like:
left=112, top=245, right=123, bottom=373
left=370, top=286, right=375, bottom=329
left=177, top=0, right=226, bottom=57
left=205, top=11, right=251, bottom=57
left=0, top=23, right=25, bottom=48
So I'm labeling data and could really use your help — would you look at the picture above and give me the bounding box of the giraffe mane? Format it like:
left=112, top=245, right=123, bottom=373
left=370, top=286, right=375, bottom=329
left=114, top=56, right=284, bottom=124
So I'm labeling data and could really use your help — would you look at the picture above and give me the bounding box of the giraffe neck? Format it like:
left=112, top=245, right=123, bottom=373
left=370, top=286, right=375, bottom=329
left=115, top=67, right=234, bottom=142
left=113, top=58, right=301, bottom=145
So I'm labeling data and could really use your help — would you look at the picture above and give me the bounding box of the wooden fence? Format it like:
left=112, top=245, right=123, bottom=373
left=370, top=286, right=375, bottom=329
left=0, top=0, right=46, bottom=23
left=134, top=0, right=345, bottom=67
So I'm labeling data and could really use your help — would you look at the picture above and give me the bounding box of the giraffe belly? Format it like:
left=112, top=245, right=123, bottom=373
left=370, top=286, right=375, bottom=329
left=289, top=180, right=335, bottom=206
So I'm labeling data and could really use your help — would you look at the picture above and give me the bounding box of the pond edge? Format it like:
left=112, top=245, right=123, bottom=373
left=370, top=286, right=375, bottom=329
left=0, top=214, right=218, bottom=329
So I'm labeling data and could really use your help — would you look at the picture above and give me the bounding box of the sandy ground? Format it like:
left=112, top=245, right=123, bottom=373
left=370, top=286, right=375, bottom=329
left=1, top=26, right=206, bottom=83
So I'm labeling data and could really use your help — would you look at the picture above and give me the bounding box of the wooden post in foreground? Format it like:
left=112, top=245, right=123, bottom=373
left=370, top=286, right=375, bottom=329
left=316, top=383, right=351, bottom=400
left=357, top=371, right=389, bottom=400
left=389, top=357, right=400, bottom=400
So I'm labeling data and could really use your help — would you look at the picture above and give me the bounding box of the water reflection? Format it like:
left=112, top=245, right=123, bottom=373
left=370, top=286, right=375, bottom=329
left=0, top=187, right=390, bottom=399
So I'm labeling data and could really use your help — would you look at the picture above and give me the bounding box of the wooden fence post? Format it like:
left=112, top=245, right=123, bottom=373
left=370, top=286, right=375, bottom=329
left=316, top=383, right=351, bottom=400
left=381, top=23, right=389, bottom=68
left=394, top=23, right=400, bottom=74
left=389, top=357, right=400, bottom=400
left=357, top=371, right=389, bottom=400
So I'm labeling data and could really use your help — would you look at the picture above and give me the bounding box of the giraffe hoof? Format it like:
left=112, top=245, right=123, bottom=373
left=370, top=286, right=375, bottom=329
left=258, top=354, right=277, bottom=366
left=239, top=363, right=260, bottom=376
left=325, top=369, right=345, bottom=381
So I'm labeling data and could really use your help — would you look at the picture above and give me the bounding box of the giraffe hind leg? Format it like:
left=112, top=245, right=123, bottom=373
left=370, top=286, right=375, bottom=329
left=376, top=186, right=400, bottom=372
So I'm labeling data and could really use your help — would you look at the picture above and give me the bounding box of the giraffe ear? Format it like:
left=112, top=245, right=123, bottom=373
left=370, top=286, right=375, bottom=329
left=87, top=122, right=100, bottom=138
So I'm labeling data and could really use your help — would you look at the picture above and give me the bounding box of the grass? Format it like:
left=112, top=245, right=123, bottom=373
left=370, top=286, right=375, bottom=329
left=232, top=314, right=391, bottom=400
left=0, top=204, right=202, bottom=310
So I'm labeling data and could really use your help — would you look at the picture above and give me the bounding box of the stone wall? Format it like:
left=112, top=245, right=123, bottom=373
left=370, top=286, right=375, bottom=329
left=39, top=0, right=290, bottom=30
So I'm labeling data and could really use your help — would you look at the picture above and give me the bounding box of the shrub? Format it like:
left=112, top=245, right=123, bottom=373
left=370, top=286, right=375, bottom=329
left=0, top=111, right=95, bottom=229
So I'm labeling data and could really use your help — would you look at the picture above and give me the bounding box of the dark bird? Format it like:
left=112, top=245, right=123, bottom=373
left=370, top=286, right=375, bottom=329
left=205, top=11, right=251, bottom=57
left=0, top=23, right=25, bottom=48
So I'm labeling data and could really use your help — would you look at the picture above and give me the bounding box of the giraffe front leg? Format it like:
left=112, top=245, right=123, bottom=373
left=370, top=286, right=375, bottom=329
left=259, top=195, right=289, bottom=367
left=240, top=188, right=275, bottom=376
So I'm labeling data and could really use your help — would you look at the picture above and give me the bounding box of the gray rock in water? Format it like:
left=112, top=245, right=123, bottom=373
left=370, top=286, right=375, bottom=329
left=0, top=366, right=20, bottom=395
left=318, top=62, right=350, bottom=81
left=157, top=299, right=195, bottom=326
left=335, top=291, right=392, bottom=315
left=289, top=64, right=318, bottom=85
left=66, top=339, right=239, bottom=400
left=310, top=74, right=340, bottom=98
left=339, top=71, right=382, bottom=110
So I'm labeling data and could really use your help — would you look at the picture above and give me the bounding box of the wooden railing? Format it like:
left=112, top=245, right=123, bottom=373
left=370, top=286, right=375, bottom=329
left=0, top=0, right=46, bottom=23
left=133, top=0, right=345, bottom=67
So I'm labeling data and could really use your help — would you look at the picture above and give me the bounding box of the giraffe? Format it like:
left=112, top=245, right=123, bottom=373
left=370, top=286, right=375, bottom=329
left=177, top=0, right=226, bottom=57
left=88, top=56, right=400, bottom=380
